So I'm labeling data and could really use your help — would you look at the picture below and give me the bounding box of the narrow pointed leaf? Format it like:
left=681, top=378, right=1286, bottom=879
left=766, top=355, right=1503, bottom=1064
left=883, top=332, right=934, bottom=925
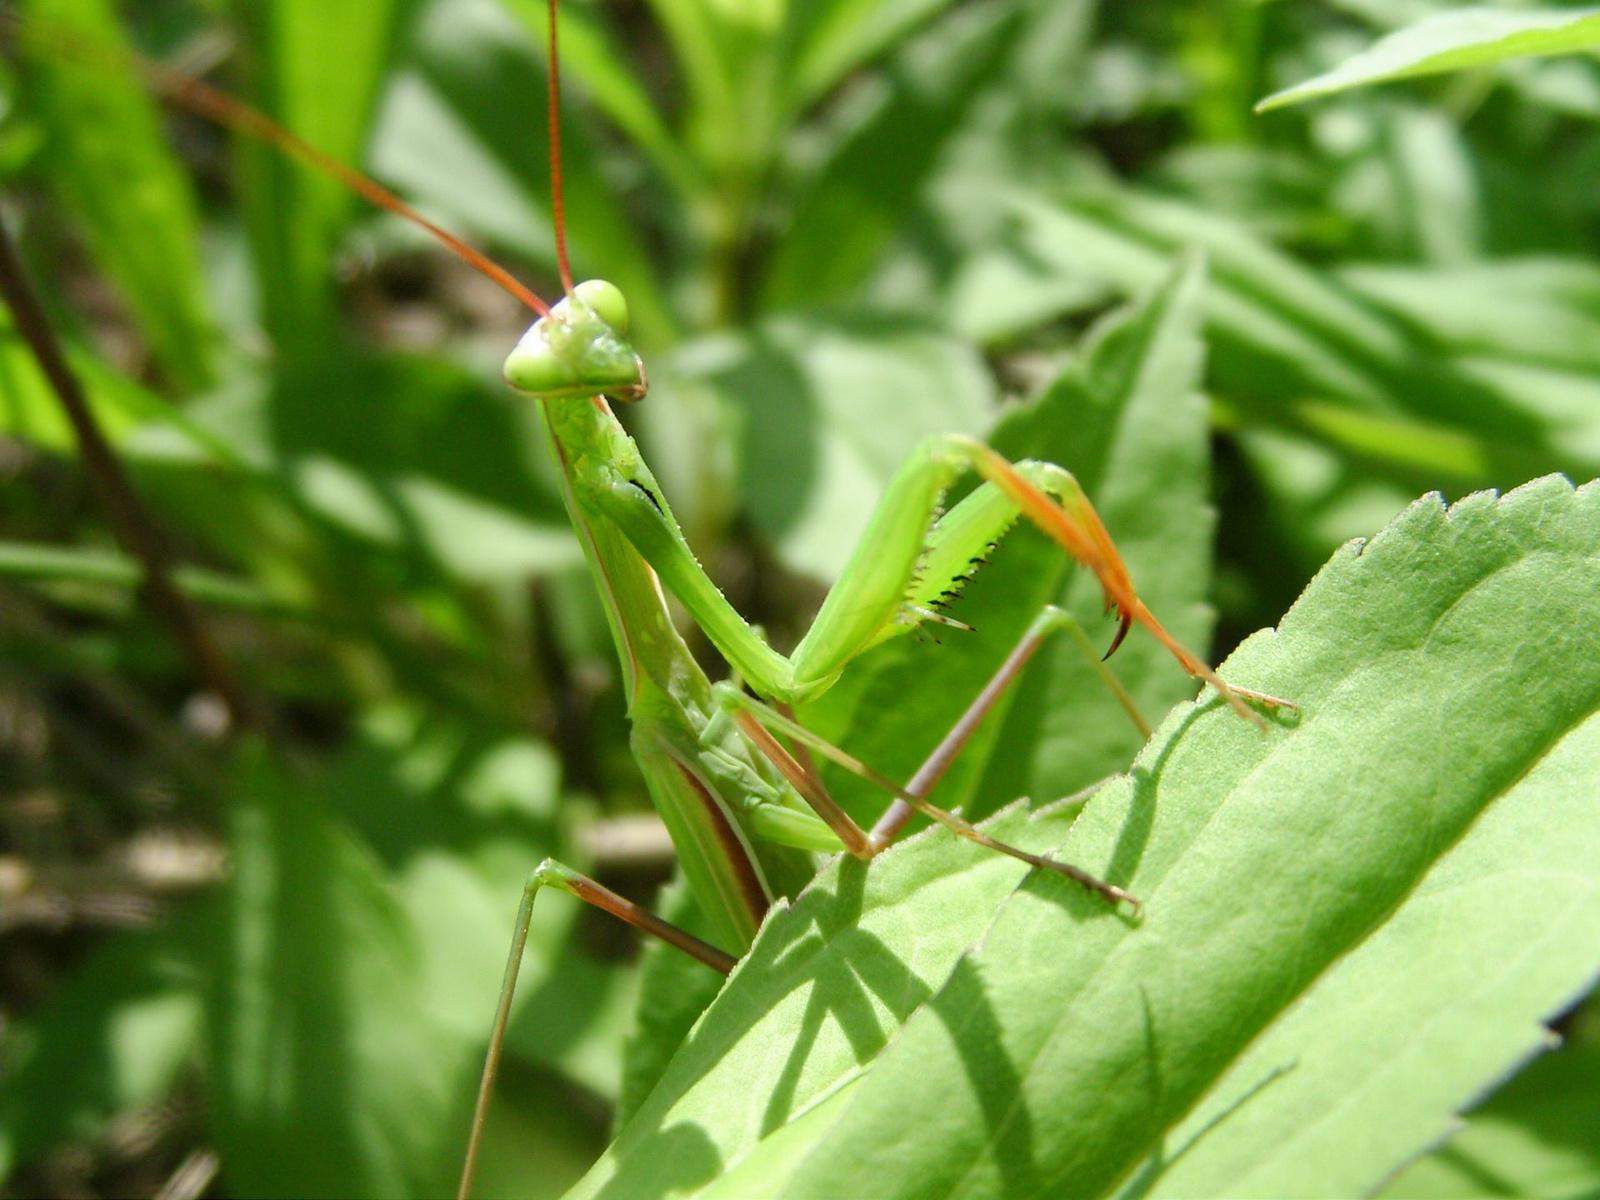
left=234, top=0, right=407, bottom=353
left=1260, top=7, right=1600, bottom=112
left=24, top=0, right=214, bottom=390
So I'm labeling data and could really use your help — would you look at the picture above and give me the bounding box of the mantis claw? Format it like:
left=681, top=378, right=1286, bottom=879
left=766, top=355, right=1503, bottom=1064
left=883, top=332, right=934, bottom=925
left=1102, top=610, right=1133, bottom=661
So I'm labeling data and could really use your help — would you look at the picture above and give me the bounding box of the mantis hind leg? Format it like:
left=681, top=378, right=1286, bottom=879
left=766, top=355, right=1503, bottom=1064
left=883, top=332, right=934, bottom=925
left=458, top=859, right=734, bottom=1200
left=714, top=604, right=1152, bottom=910
left=868, top=605, right=1149, bottom=844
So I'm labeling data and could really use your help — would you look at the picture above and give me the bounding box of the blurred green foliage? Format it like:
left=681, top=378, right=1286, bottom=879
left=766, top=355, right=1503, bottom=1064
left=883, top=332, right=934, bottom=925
left=3, top=0, right=1600, bottom=1195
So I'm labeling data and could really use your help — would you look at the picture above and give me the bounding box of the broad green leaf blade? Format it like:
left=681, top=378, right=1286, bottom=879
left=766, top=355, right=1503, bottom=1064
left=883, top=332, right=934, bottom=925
left=1260, top=6, right=1600, bottom=112
left=799, top=254, right=1215, bottom=825
left=719, top=474, right=1600, bottom=1199
left=978, top=251, right=1215, bottom=800
left=692, top=1082, right=861, bottom=1200
left=273, top=712, right=616, bottom=1195
left=1374, top=104, right=1483, bottom=265
left=23, top=0, right=214, bottom=391
left=1007, top=187, right=1410, bottom=413
left=0, top=307, right=166, bottom=451
left=565, top=798, right=1092, bottom=1200
left=1135, top=711, right=1600, bottom=1191
left=206, top=746, right=471, bottom=1199
left=236, top=352, right=581, bottom=583
left=1342, top=258, right=1600, bottom=374
left=1378, top=1040, right=1600, bottom=1199
left=0, top=301, right=254, bottom=466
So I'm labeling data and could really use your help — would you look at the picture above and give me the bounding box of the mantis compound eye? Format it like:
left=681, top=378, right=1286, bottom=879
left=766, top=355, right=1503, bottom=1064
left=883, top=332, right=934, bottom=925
left=573, top=279, right=629, bottom=335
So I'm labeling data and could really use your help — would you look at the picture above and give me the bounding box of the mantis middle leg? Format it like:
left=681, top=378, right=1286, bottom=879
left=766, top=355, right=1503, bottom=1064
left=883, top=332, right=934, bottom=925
left=713, top=605, right=1144, bottom=906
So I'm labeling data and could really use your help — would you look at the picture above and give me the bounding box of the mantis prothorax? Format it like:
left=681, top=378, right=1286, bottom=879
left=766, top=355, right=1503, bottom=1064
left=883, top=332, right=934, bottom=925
left=15, top=6, right=1292, bottom=1196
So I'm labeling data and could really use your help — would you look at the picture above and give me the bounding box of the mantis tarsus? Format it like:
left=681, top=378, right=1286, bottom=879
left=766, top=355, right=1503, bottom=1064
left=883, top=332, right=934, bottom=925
left=15, top=5, right=1292, bottom=1195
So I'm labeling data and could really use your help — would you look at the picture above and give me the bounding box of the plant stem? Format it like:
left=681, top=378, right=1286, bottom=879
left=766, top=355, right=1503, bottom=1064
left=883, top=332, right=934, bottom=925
left=0, top=217, right=253, bottom=729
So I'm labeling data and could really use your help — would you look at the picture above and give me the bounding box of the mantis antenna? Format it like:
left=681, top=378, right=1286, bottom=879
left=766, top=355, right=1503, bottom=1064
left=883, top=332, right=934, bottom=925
left=544, top=0, right=576, bottom=296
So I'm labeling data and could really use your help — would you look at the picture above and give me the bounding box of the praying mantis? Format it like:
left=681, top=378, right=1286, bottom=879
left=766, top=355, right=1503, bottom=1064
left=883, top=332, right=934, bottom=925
left=10, top=4, right=1291, bottom=1195
left=455, top=4, right=1291, bottom=1193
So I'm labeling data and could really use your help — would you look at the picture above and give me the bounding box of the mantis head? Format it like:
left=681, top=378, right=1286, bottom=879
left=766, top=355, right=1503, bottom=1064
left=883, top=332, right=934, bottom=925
left=503, top=279, right=647, bottom=402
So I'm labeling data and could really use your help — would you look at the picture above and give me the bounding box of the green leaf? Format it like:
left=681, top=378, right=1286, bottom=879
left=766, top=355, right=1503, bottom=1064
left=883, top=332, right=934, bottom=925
left=374, top=0, right=675, bottom=346
left=233, top=0, right=408, bottom=354
left=1260, top=6, right=1600, bottom=112
left=302, top=708, right=625, bottom=1100
left=0, top=309, right=158, bottom=451
left=615, top=876, right=726, bottom=1131
left=498, top=0, right=701, bottom=208
left=205, top=745, right=473, bottom=1198
left=205, top=351, right=583, bottom=584
left=566, top=796, right=1093, bottom=1200
left=1378, top=1040, right=1600, bottom=1199
left=1342, top=258, right=1600, bottom=374
left=22, top=0, right=214, bottom=391
left=0, top=930, right=200, bottom=1174
left=1370, top=104, right=1483, bottom=265
left=585, top=474, right=1600, bottom=1198
left=778, top=0, right=961, bottom=115
left=1005, top=189, right=1600, bottom=493
left=978, top=252, right=1215, bottom=802
left=762, top=0, right=1023, bottom=311
left=0, top=302, right=255, bottom=467
left=647, top=0, right=790, bottom=178
left=759, top=475, right=1600, bottom=1199
left=0, top=539, right=295, bottom=615
left=1006, top=187, right=1410, bottom=412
